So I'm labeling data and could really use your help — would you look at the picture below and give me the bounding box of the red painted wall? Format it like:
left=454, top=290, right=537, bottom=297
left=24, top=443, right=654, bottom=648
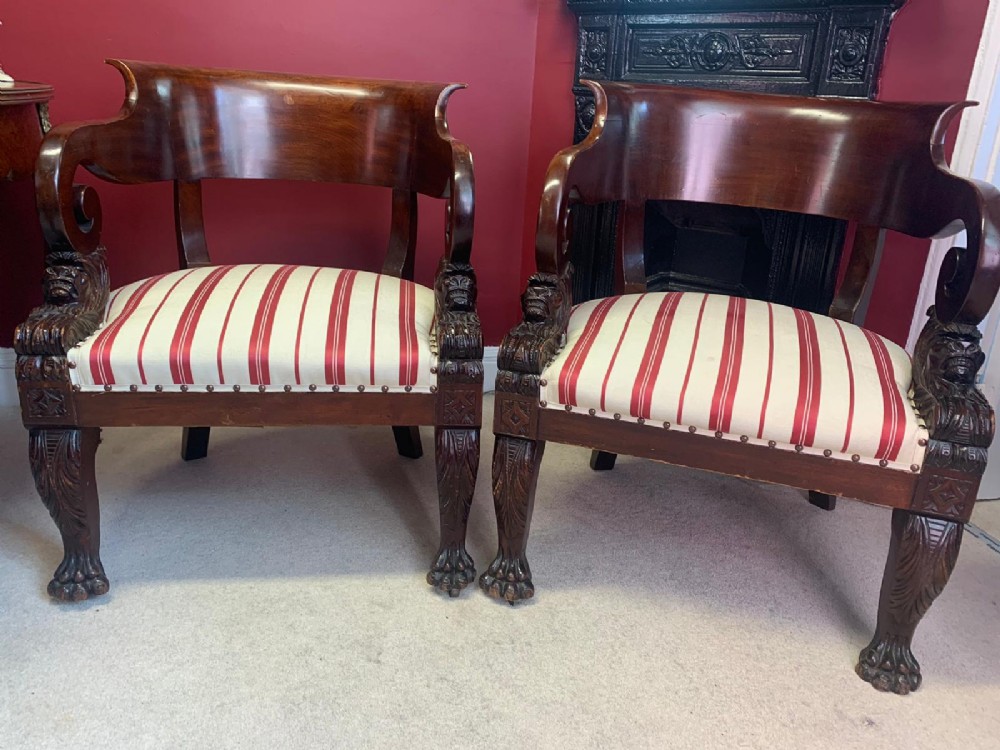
left=518, top=0, right=989, bottom=346
left=1, top=1, right=540, bottom=345
left=0, top=1, right=989, bottom=348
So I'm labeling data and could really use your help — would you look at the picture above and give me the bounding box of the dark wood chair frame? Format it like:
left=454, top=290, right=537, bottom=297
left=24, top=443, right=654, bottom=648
left=15, top=60, right=483, bottom=601
left=482, top=80, right=999, bottom=695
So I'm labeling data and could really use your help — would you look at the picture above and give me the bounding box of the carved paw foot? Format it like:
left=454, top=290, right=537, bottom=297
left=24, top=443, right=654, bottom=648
left=856, top=635, right=922, bottom=695
left=479, top=552, right=533, bottom=603
left=48, top=552, right=109, bottom=602
left=427, top=546, right=476, bottom=598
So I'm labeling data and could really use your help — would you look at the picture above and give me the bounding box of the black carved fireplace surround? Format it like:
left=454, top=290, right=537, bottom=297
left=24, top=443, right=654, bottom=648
left=566, top=0, right=906, bottom=314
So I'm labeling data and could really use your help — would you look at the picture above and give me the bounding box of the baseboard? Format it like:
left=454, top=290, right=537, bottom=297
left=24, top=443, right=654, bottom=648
left=0, top=348, right=16, bottom=409
left=0, top=346, right=499, bottom=406
left=483, top=345, right=498, bottom=393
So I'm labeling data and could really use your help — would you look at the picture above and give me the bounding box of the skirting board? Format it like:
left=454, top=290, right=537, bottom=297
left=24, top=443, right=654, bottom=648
left=0, top=346, right=500, bottom=409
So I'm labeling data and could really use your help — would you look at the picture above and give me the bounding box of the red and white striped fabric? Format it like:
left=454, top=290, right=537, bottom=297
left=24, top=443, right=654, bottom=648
left=68, top=264, right=438, bottom=392
left=541, top=292, right=928, bottom=471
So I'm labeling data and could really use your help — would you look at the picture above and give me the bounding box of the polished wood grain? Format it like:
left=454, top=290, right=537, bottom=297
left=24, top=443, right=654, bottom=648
left=17, top=61, right=482, bottom=602
left=487, top=81, right=999, bottom=695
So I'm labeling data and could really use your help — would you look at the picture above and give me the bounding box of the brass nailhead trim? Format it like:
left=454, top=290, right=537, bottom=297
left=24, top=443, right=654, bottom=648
left=540, top=401, right=548, bottom=408
left=539, top=379, right=547, bottom=387
left=357, top=385, right=365, bottom=392
left=794, top=444, right=803, bottom=453
left=715, top=431, right=723, bottom=439
left=823, top=449, right=832, bottom=457
left=637, top=417, right=645, bottom=425
left=129, top=385, right=138, bottom=392
left=258, top=385, right=266, bottom=393
left=155, top=385, right=163, bottom=392
left=333, top=385, right=340, bottom=392
left=430, top=367, right=438, bottom=375
left=588, top=408, right=596, bottom=416
left=103, top=384, right=112, bottom=392
left=740, top=435, right=748, bottom=443
left=284, top=385, right=292, bottom=393
left=381, top=386, right=389, bottom=393
left=68, top=361, right=76, bottom=369
left=688, top=426, right=697, bottom=434
left=180, top=385, right=189, bottom=392
left=404, top=385, right=412, bottom=393
left=564, top=404, right=572, bottom=412
left=879, top=459, right=888, bottom=468
left=233, top=385, right=241, bottom=392
left=918, top=438, right=928, bottom=447
left=309, top=384, right=317, bottom=392
left=206, top=385, right=214, bottom=392
left=72, top=384, right=82, bottom=392
left=663, top=421, right=671, bottom=429
left=851, top=454, right=861, bottom=463
left=767, top=440, right=776, bottom=448
left=430, top=385, right=438, bottom=393
left=613, top=413, right=621, bottom=420
left=910, top=464, right=920, bottom=473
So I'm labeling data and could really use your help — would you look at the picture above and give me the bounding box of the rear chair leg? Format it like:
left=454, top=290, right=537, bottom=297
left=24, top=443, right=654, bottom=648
left=181, top=426, right=211, bottom=461
left=856, top=509, right=962, bottom=694
left=590, top=450, right=617, bottom=471
left=392, top=425, right=423, bottom=459
left=808, top=491, right=837, bottom=511
left=428, top=427, right=478, bottom=596
left=29, top=427, right=109, bottom=601
left=480, top=435, right=544, bottom=603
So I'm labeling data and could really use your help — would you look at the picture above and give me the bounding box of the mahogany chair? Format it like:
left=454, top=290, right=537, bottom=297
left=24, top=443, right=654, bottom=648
left=16, top=61, right=482, bottom=601
left=482, top=81, right=998, bottom=695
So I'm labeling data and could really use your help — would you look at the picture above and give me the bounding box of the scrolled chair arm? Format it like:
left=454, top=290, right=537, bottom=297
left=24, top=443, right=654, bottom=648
left=496, top=80, right=624, bottom=391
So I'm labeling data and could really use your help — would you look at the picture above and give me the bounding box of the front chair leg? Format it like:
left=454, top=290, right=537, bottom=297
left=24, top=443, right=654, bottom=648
left=857, top=509, right=962, bottom=694
left=28, top=427, right=109, bottom=602
left=428, top=427, right=479, bottom=596
left=480, top=435, right=545, bottom=603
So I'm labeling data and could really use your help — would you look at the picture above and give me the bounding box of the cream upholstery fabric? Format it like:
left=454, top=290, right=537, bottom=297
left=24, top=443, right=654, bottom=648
left=540, top=293, right=928, bottom=471
left=69, top=264, right=438, bottom=392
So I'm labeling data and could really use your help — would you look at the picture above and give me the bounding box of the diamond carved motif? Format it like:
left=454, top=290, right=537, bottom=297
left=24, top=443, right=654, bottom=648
left=920, top=475, right=975, bottom=518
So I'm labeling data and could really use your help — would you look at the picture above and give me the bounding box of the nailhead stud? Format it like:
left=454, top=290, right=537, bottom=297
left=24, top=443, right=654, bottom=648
left=206, top=385, right=214, bottom=392
left=715, top=431, right=723, bottom=439
left=103, top=384, right=112, bottom=392
left=258, top=385, right=266, bottom=393
left=309, top=384, right=317, bottom=392
left=910, top=464, right=920, bottom=473
left=430, top=385, right=437, bottom=393
left=381, top=386, right=389, bottom=393
left=284, top=385, right=292, bottom=393
left=823, top=449, right=832, bottom=457
left=357, top=385, right=365, bottom=392
left=879, top=459, right=888, bottom=468
left=918, top=438, right=928, bottom=447
left=613, top=413, right=621, bottom=420
left=68, top=361, right=77, bottom=369
left=637, top=417, right=645, bottom=425
left=688, top=426, right=697, bottom=434
left=332, top=385, right=340, bottom=392
left=663, top=422, right=671, bottom=429
left=768, top=440, right=776, bottom=448
left=404, top=385, right=412, bottom=393
left=539, top=379, right=547, bottom=387
left=72, top=384, right=82, bottom=392
left=180, top=385, right=189, bottom=392
left=588, top=408, right=596, bottom=416
left=233, top=385, right=241, bottom=392
left=155, top=385, right=163, bottom=392
left=540, top=400, right=548, bottom=408
left=564, top=404, right=572, bottom=412
left=430, top=367, right=438, bottom=375
left=740, top=435, right=748, bottom=443
left=794, top=444, right=803, bottom=453
left=129, top=384, right=137, bottom=392
left=851, top=454, right=861, bottom=463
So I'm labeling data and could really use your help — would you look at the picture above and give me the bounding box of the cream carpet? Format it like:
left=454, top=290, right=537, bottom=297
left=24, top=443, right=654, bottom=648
left=1, top=396, right=999, bottom=749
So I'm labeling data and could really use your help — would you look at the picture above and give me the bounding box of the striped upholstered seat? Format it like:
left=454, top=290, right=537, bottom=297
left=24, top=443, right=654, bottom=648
left=538, top=293, right=928, bottom=472
left=68, top=264, right=437, bottom=392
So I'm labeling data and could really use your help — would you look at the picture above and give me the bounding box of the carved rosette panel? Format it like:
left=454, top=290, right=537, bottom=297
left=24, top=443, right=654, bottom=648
left=495, top=394, right=540, bottom=439
left=829, top=26, right=872, bottom=82
left=580, top=29, right=611, bottom=77
left=916, top=475, right=976, bottom=519
left=438, top=384, right=481, bottom=427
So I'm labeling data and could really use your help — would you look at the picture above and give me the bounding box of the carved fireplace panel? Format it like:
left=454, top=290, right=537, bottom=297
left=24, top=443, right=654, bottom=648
left=567, top=0, right=904, bottom=313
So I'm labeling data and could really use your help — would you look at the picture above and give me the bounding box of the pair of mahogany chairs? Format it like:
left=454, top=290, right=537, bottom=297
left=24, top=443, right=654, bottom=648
left=15, top=61, right=998, bottom=696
